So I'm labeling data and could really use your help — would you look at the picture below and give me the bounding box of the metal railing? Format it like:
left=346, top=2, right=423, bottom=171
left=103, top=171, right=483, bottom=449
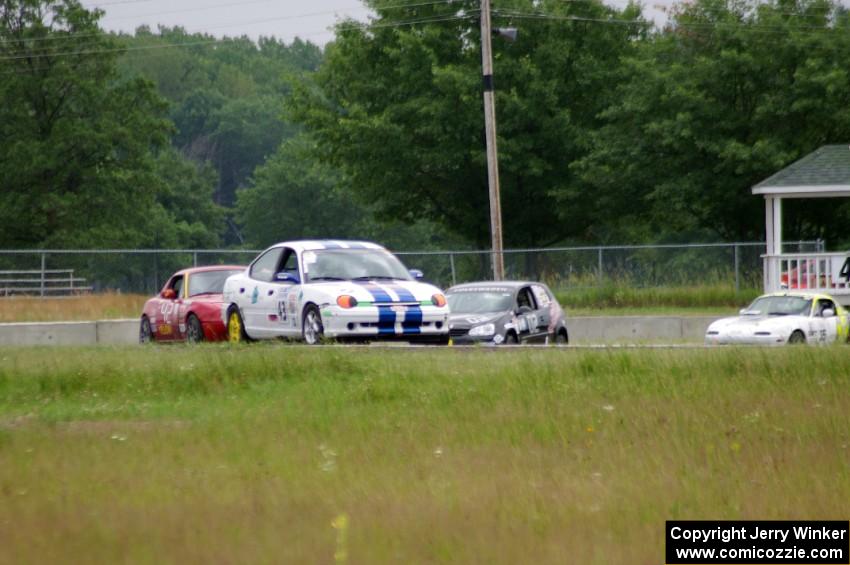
left=763, top=252, right=850, bottom=295
left=0, top=269, right=91, bottom=297
left=0, top=240, right=824, bottom=294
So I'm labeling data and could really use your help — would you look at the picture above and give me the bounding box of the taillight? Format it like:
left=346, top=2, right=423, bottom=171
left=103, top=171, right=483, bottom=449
left=432, top=293, right=447, bottom=307
left=337, top=295, right=358, bottom=308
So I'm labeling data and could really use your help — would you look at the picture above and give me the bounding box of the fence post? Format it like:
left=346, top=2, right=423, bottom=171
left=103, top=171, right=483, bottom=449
left=193, top=252, right=198, bottom=267
left=734, top=244, right=740, bottom=294
left=449, top=253, right=457, bottom=287
left=597, top=248, right=603, bottom=285
left=40, top=252, right=46, bottom=297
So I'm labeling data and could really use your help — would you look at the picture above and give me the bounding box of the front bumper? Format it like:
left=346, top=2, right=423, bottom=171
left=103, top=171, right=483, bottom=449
left=321, top=304, right=450, bottom=341
left=705, top=333, right=787, bottom=346
left=450, top=333, right=502, bottom=346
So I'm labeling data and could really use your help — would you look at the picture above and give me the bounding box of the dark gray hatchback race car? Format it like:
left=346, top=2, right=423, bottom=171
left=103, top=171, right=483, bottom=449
left=446, top=281, right=569, bottom=345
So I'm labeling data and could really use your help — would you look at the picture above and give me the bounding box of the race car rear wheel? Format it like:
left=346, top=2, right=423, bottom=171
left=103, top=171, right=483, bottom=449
left=555, top=329, right=569, bottom=345
left=139, top=317, right=153, bottom=344
left=186, top=314, right=204, bottom=343
left=302, top=305, right=324, bottom=345
left=504, top=331, right=518, bottom=345
left=788, top=330, right=806, bottom=345
left=227, top=307, right=249, bottom=343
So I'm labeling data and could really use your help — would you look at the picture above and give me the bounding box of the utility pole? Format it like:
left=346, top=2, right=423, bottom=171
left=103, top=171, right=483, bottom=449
left=480, top=0, right=505, bottom=280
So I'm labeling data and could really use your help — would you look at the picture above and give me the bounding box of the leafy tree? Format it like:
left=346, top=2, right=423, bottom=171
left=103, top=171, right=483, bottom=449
left=119, top=28, right=321, bottom=210
left=287, top=0, right=645, bottom=249
left=0, top=0, right=174, bottom=248
left=236, top=134, right=467, bottom=252
left=236, top=135, right=359, bottom=245
left=574, top=0, right=850, bottom=243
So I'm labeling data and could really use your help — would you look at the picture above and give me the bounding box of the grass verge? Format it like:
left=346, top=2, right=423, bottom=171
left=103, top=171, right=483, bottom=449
left=0, top=345, right=847, bottom=563
left=0, top=293, right=147, bottom=323
left=556, top=283, right=760, bottom=312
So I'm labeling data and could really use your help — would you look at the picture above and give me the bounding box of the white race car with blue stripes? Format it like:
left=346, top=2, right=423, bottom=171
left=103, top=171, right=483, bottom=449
left=222, top=240, right=450, bottom=344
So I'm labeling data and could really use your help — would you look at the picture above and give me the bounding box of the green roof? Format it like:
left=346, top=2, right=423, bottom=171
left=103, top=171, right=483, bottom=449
left=754, top=145, right=850, bottom=191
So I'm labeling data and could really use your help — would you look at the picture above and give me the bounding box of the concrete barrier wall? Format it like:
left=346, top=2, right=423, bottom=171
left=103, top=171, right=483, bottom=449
left=569, top=316, right=718, bottom=344
left=0, top=316, right=720, bottom=346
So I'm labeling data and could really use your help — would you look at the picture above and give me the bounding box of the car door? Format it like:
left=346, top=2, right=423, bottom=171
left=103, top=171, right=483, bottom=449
left=268, top=248, right=302, bottom=337
left=810, top=298, right=839, bottom=343
left=243, top=247, right=283, bottom=335
left=531, top=284, right=554, bottom=341
left=156, top=274, right=183, bottom=341
left=514, top=286, right=540, bottom=342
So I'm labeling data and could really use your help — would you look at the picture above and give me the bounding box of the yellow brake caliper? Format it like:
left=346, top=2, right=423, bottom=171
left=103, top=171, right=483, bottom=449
left=228, top=312, right=241, bottom=343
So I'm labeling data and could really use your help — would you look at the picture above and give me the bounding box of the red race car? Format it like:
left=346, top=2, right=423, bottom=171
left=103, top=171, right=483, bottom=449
left=140, top=265, right=245, bottom=343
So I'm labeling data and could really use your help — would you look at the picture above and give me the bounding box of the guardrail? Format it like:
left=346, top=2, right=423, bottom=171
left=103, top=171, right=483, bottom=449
left=0, top=269, right=91, bottom=297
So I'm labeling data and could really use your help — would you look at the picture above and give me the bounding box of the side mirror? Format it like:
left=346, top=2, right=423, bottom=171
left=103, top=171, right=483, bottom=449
left=739, top=308, right=748, bottom=315
left=409, top=269, right=424, bottom=280
left=275, top=272, right=299, bottom=284
left=161, top=288, right=176, bottom=300
left=822, top=308, right=835, bottom=318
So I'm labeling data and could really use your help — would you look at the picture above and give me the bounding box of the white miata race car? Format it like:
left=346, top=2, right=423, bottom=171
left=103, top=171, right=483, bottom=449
left=705, top=292, right=850, bottom=346
left=222, top=240, right=450, bottom=344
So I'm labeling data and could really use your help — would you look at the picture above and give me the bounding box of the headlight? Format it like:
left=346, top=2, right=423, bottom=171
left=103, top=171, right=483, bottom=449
left=337, top=295, right=358, bottom=308
left=469, top=323, right=495, bottom=337
left=431, top=293, right=447, bottom=307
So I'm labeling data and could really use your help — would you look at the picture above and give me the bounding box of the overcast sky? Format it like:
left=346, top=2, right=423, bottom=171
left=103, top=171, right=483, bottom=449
left=82, top=0, right=681, bottom=46
left=82, top=0, right=374, bottom=44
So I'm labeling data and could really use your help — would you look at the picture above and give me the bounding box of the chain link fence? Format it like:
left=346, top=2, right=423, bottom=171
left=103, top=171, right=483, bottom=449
left=0, top=240, right=824, bottom=295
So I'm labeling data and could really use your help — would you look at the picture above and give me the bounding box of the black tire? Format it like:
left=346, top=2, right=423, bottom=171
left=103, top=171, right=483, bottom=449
left=302, top=304, right=325, bottom=345
left=504, top=332, right=519, bottom=345
left=226, top=306, right=250, bottom=343
left=788, top=330, right=806, bottom=345
left=555, top=329, right=569, bottom=345
left=139, top=316, right=153, bottom=344
left=186, top=314, right=204, bottom=344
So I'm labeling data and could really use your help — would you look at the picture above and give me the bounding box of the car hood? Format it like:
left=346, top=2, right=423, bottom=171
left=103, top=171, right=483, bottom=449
left=708, top=315, right=801, bottom=332
left=310, top=279, right=443, bottom=303
left=448, top=311, right=507, bottom=329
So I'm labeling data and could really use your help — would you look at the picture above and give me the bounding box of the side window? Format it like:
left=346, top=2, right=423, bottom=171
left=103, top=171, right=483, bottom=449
left=167, top=275, right=184, bottom=299
left=279, top=248, right=299, bottom=277
left=531, top=285, right=551, bottom=308
left=816, top=298, right=836, bottom=317
left=250, top=248, right=283, bottom=282
left=516, top=287, right=537, bottom=310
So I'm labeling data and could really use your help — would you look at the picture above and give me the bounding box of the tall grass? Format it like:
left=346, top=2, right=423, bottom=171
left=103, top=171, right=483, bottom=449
left=556, top=282, right=761, bottom=312
left=1, top=345, right=848, bottom=564
left=0, top=292, right=146, bottom=322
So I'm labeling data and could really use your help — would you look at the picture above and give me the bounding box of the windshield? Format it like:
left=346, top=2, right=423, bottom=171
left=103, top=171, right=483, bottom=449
left=302, top=249, right=411, bottom=282
left=448, top=291, right=514, bottom=314
left=187, top=270, right=242, bottom=297
left=745, top=296, right=812, bottom=316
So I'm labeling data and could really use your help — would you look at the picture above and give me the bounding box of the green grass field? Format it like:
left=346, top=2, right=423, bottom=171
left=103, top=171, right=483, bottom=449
left=1, top=345, right=848, bottom=564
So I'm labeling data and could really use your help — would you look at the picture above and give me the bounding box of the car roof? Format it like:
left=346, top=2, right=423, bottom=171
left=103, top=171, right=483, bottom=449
left=761, top=291, right=838, bottom=301
left=267, top=240, right=386, bottom=252
left=447, top=280, right=541, bottom=292
left=173, top=265, right=245, bottom=276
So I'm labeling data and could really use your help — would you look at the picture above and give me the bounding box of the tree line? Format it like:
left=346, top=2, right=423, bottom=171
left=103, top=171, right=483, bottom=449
left=2, top=0, right=850, bottom=253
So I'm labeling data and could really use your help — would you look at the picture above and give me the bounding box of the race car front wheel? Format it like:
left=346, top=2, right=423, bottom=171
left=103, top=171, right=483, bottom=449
left=302, top=305, right=324, bottom=345
left=186, top=314, right=204, bottom=343
left=227, top=307, right=249, bottom=343
left=788, top=330, right=806, bottom=345
left=139, top=317, right=153, bottom=344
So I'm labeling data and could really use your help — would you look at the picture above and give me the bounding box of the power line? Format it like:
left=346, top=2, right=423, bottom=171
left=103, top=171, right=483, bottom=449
left=0, top=0, right=460, bottom=46
left=492, top=8, right=850, bottom=34
left=0, top=12, right=474, bottom=63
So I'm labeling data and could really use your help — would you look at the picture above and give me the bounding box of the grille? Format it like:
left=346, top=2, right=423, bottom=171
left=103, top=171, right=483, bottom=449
left=449, top=328, right=469, bottom=337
